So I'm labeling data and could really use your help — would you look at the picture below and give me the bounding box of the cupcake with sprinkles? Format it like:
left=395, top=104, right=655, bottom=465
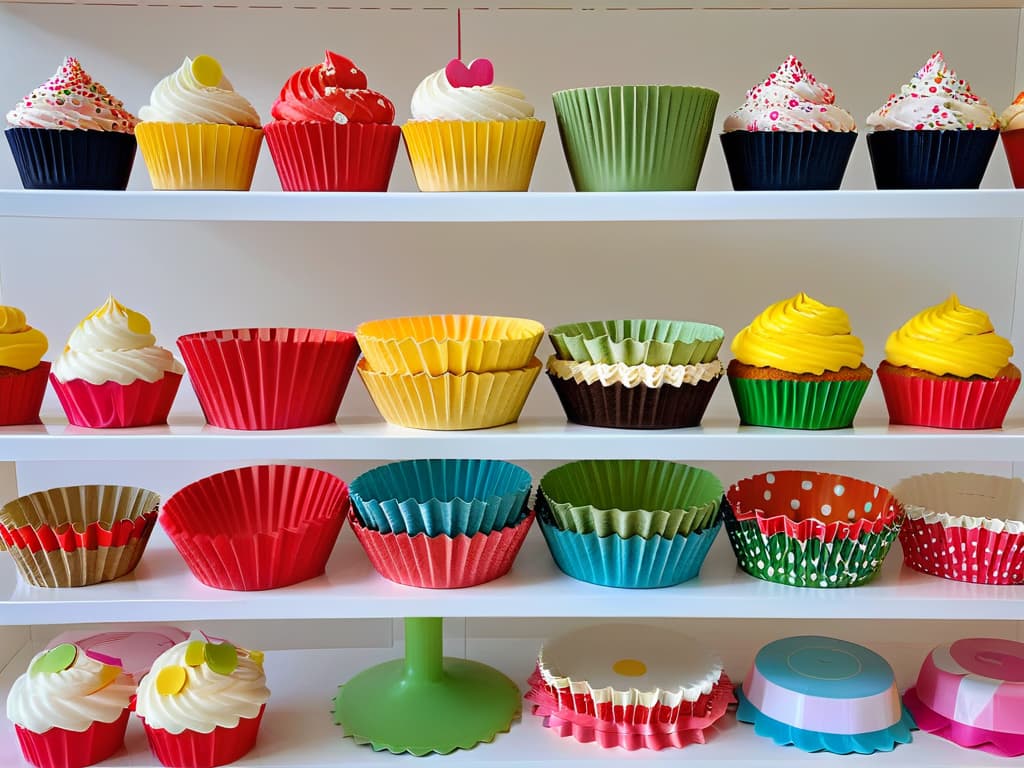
left=865, top=51, right=998, bottom=189
left=721, top=56, right=856, bottom=190
left=5, top=57, right=137, bottom=190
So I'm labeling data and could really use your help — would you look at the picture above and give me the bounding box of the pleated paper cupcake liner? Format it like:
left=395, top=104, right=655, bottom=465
left=867, top=129, right=998, bottom=190
left=904, top=687, right=1024, bottom=758
left=6, top=537, right=154, bottom=588
left=15, top=709, right=130, bottom=768
left=548, top=320, right=724, bottom=366
left=552, top=85, right=719, bottom=192
left=5, top=127, right=136, bottom=190
left=263, top=120, right=400, bottom=191
left=161, top=464, right=349, bottom=591
left=177, top=328, right=360, bottom=430
left=136, top=122, right=263, bottom=191
left=402, top=118, right=544, bottom=191
left=349, top=509, right=534, bottom=588
left=140, top=706, right=265, bottom=768
left=357, top=357, right=540, bottom=430
left=720, top=130, right=856, bottom=191
left=0, top=362, right=49, bottom=426
left=898, top=516, right=1024, bottom=585
left=1001, top=128, right=1024, bottom=189
left=728, top=375, right=870, bottom=430
left=877, top=364, right=1020, bottom=429
left=1, top=511, right=155, bottom=552
left=356, top=314, right=544, bottom=376
left=50, top=373, right=182, bottom=429
left=348, top=459, right=531, bottom=537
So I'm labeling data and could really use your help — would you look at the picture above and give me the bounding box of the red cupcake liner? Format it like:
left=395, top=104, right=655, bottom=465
left=350, top=509, right=535, bottom=588
left=15, top=709, right=129, bottom=768
left=899, top=516, right=1024, bottom=585
left=877, top=365, right=1020, bottom=430
left=177, top=328, right=360, bottom=430
left=1, top=510, right=156, bottom=552
left=140, top=705, right=264, bottom=768
left=0, top=361, right=49, bottom=426
left=263, top=121, right=401, bottom=192
left=1002, top=129, right=1024, bottom=189
left=161, top=464, right=349, bottom=591
left=50, top=373, right=182, bottom=428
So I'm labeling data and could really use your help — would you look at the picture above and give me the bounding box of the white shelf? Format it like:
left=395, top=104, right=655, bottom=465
left=1, top=0, right=1021, bottom=9
left=0, top=640, right=1015, bottom=767
left=2, top=190, right=1024, bottom=223
left=1, top=528, right=1020, bottom=625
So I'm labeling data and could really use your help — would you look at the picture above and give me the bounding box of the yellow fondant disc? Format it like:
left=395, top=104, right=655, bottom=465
left=184, top=641, right=206, bottom=667
left=156, top=665, right=187, bottom=696
left=191, top=55, right=223, bottom=88
left=612, top=658, right=647, bottom=677
left=86, top=664, right=121, bottom=695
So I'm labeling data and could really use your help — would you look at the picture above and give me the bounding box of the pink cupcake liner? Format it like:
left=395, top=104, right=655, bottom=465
left=14, top=709, right=130, bottom=768
left=878, top=366, right=1020, bottom=430
left=140, top=705, right=265, bottom=768
left=899, top=516, right=1024, bottom=585
left=905, top=687, right=1024, bottom=757
left=50, top=373, right=182, bottom=428
left=1, top=513, right=156, bottom=553
left=0, top=361, right=49, bottom=425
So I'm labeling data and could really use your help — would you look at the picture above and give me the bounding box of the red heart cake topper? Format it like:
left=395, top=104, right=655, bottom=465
left=445, top=58, right=494, bottom=88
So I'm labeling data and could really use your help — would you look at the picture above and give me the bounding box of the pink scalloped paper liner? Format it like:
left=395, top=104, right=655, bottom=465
left=878, top=365, right=1020, bottom=430
left=50, top=373, right=182, bottom=428
left=904, top=688, right=1024, bottom=757
left=899, top=516, right=1024, bottom=585
left=0, top=512, right=157, bottom=553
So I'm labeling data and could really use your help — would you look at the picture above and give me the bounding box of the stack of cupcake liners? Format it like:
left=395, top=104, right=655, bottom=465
left=537, top=460, right=723, bottom=588
left=348, top=458, right=535, bottom=588
left=545, top=319, right=725, bottom=429
left=356, top=314, right=544, bottom=430
left=724, top=471, right=904, bottom=588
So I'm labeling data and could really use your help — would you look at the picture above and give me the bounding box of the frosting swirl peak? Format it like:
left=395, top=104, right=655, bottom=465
left=0, top=306, right=48, bottom=371
left=271, top=51, right=395, bottom=125
left=410, top=67, right=534, bottom=122
left=1000, top=92, right=1024, bottom=132
left=139, top=56, right=261, bottom=127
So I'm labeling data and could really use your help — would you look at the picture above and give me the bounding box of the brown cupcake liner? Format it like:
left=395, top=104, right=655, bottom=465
left=6, top=536, right=154, bottom=588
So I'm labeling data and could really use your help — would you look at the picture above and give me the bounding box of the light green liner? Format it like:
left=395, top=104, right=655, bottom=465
left=548, top=319, right=724, bottom=366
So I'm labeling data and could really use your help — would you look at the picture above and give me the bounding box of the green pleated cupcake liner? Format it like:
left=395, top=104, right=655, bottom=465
left=728, top=375, right=870, bottom=430
left=547, top=319, right=724, bottom=366
left=552, top=85, right=719, bottom=192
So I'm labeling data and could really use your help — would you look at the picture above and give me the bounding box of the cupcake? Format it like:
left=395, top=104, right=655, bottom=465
left=727, top=293, right=872, bottom=430
left=7, top=643, right=135, bottom=768
left=50, top=297, right=184, bottom=428
left=1001, top=93, right=1024, bottom=188
left=877, top=294, right=1020, bottom=429
left=721, top=56, right=856, bottom=190
left=136, top=55, right=263, bottom=190
left=0, top=306, right=49, bottom=425
left=135, top=632, right=269, bottom=768
left=866, top=51, right=998, bottom=189
left=402, top=57, right=544, bottom=191
left=5, top=57, right=137, bottom=190
left=265, top=51, right=401, bottom=191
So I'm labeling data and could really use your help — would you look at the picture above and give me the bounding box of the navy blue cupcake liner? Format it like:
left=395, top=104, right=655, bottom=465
left=720, top=131, right=856, bottom=191
left=6, top=127, right=136, bottom=190
left=867, top=130, right=998, bottom=190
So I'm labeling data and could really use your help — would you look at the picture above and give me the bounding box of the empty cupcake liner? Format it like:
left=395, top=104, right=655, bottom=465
left=263, top=120, right=401, bottom=191
left=1001, top=128, right=1024, bottom=189
left=720, top=130, right=856, bottom=191
left=140, top=705, right=265, bottom=768
left=548, top=320, right=723, bottom=366
left=349, top=509, right=534, bottom=588
left=357, top=356, right=540, bottom=430
left=867, top=129, right=998, bottom=190
left=728, top=374, right=870, bottom=430
left=877, top=364, right=1020, bottom=430
left=135, top=122, right=263, bottom=191
left=904, top=687, right=1024, bottom=757
left=348, top=459, right=531, bottom=537
left=5, top=127, right=136, bottom=190
left=0, top=362, right=49, bottom=425
left=356, top=314, right=544, bottom=375
left=177, top=327, right=360, bottom=430
left=51, top=373, right=182, bottom=429
left=161, top=464, right=349, bottom=591
left=15, top=709, right=130, bottom=768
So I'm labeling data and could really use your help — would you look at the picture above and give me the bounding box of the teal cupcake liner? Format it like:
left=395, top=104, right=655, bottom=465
left=349, top=459, right=531, bottom=537
left=547, top=319, right=724, bottom=366
left=728, top=375, right=870, bottom=430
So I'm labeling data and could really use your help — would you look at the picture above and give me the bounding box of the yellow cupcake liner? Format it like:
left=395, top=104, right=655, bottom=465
left=358, top=357, right=541, bottom=430
left=356, top=314, right=544, bottom=376
left=401, top=119, right=544, bottom=192
left=136, top=122, right=264, bottom=190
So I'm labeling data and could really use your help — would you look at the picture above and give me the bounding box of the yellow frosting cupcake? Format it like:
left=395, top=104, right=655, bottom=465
left=0, top=307, right=47, bottom=373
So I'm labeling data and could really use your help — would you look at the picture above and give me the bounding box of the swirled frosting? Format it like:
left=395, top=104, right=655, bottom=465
left=1000, top=92, right=1024, bottom=132
left=135, top=634, right=269, bottom=734
left=138, top=56, right=260, bottom=127
left=885, top=294, right=1013, bottom=379
left=52, top=296, right=184, bottom=385
left=731, top=293, right=865, bottom=375
left=0, top=307, right=47, bottom=371
left=723, top=56, right=855, bottom=132
left=547, top=356, right=722, bottom=388
left=6, top=57, right=136, bottom=132
left=410, top=68, right=535, bottom=121
left=270, top=51, right=395, bottom=125
left=7, top=646, right=133, bottom=733
left=866, top=51, right=997, bottom=131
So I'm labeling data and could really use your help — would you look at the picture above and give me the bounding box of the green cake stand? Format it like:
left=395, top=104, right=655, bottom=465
left=333, top=617, right=521, bottom=755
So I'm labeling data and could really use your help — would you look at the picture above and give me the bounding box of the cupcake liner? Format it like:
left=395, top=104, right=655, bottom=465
left=905, top=688, right=1024, bottom=757
left=348, top=459, right=531, bottom=537
left=263, top=120, right=400, bottom=192
left=135, top=122, right=263, bottom=191
left=357, top=356, right=540, bottom=430
left=402, top=119, right=544, bottom=192
left=5, top=128, right=136, bottom=190
left=867, top=130, right=998, bottom=190
left=720, top=131, right=856, bottom=191
left=548, top=320, right=724, bottom=366
left=0, top=361, right=50, bottom=425
left=15, top=709, right=130, bottom=768
left=552, top=86, right=719, bottom=192
left=140, top=705, right=265, bottom=768
left=728, top=375, right=869, bottom=430
left=877, top=363, right=1019, bottom=429
left=356, top=314, right=545, bottom=376
left=160, top=464, right=349, bottom=591
left=1001, top=128, right=1024, bottom=189
left=349, top=509, right=534, bottom=588
left=177, top=328, right=360, bottom=431
left=50, top=373, right=182, bottom=429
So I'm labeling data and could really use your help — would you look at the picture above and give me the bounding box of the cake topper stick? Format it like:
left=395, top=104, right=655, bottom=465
left=445, top=10, right=495, bottom=89
left=457, top=8, right=461, bottom=62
